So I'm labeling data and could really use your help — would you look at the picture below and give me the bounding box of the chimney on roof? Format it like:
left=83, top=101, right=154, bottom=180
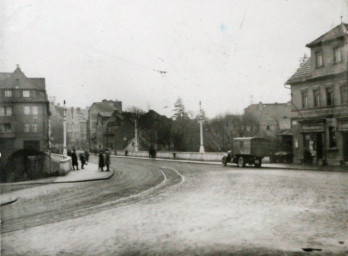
left=16, top=64, right=20, bottom=69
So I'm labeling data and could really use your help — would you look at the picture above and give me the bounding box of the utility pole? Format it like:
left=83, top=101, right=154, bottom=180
left=48, top=116, right=52, bottom=173
left=134, top=119, right=139, bottom=152
left=199, top=101, right=205, bottom=153
left=63, top=100, right=67, bottom=156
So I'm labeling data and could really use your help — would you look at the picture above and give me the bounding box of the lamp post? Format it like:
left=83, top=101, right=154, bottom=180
left=63, top=100, right=67, bottom=156
left=199, top=101, right=205, bottom=153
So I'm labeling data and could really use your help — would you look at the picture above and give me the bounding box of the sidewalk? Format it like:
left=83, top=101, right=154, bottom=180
left=0, top=163, right=114, bottom=206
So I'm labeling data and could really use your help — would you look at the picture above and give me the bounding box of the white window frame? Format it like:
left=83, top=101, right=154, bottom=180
left=24, top=124, right=30, bottom=132
left=24, top=106, right=30, bottom=115
left=32, top=106, right=39, bottom=115
left=334, top=47, right=342, bottom=64
left=32, top=123, right=38, bottom=132
left=5, top=90, right=12, bottom=97
left=316, top=52, right=323, bottom=68
left=23, top=90, right=30, bottom=98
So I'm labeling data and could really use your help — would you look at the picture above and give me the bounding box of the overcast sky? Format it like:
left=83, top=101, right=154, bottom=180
left=1, top=0, right=347, bottom=118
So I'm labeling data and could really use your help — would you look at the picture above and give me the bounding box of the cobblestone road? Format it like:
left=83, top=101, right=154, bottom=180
left=1, top=158, right=348, bottom=255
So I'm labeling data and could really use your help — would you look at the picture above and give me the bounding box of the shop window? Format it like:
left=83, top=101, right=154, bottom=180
left=301, top=90, right=308, bottom=109
left=328, top=126, right=336, bottom=148
left=313, top=89, right=320, bottom=107
left=326, top=87, right=333, bottom=106
left=340, top=86, right=348, bottom=104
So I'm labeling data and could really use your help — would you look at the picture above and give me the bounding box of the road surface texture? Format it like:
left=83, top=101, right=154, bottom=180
left=1, top=157, right=348, bottom=255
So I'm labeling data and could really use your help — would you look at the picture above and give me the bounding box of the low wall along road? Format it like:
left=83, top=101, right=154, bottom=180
left=115, top=150, right=271, bottom=163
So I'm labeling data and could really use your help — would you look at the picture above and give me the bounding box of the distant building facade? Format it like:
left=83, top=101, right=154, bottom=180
left=0, top=66, right=50, bottom=164
left=244, top=102, right=291, bottom=138
left=286, top=23, right=348, bottom=165
left=88, top=99, right=122, bottom=151
left=66, top=107, right=88, bottom=150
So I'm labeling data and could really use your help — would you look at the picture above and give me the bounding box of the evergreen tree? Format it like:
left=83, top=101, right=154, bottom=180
left=172, top=97, right=189, bottom=120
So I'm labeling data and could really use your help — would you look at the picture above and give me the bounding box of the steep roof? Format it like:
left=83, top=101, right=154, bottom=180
left=285, top=58, right=311, bottom=84
left=244, top=102, right=291, bottom=123
left=306, top=23, right=348, bottom=47
left=0, top=67, right=45, bottom=90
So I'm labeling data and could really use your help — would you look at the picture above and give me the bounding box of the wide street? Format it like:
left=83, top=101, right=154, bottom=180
left=1, top=157, right=348, bottom=256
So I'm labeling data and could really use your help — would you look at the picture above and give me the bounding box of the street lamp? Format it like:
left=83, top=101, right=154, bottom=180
left=199, top=101, right=205, bottom=153
left=63, top=100, right=67, bottom=156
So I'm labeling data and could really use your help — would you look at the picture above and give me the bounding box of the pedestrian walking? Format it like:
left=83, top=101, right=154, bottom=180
left=79, top=152, right=86, bottom=169
left=98, top=151, right=105, bottom=171
left=71, top=149, right=79, bottom=170
left=84, top=150, right=89, bottom=165
left=105, top=150, right=110, bottom=171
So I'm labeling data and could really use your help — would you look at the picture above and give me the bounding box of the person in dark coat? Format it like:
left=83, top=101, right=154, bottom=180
left=104, top=150, right=110, bottom=171
left=84, top=150, right=89, bottom=165
left=98, top=151, right=105, bottom=171
left=79, top=152, right=86, bottom=169
left=71, top=149, right=79, bottom=170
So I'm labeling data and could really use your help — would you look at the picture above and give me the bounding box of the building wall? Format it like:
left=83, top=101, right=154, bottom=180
left=0, top=69, right=50, bottom=168
left=310, top=38, right=348, bottom=78
left=290, top=28, right=348, bottom=165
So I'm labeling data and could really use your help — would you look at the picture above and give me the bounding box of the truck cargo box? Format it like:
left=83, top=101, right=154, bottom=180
left=232, top=137, right=271, bottom=158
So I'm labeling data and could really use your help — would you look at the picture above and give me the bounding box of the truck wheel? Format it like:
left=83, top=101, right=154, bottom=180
left=238, top=156, right=245, bottom=168
left=222, top=156, right=227, bottom=167
left=255, top=158, right=262, bottom=168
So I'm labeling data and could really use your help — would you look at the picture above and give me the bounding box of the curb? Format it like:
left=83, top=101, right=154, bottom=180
left=111, top=155, right=348, bottom=172
left=0, top=170, right=115, bottom=186
left=0, top=197, right=18, bottom=207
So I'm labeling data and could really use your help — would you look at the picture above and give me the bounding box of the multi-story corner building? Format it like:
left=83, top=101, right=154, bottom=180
left=0, top=66, right=50, bottom=164
left=88, top=99, right=122, bottom=151
left=286, top=23, right=348, bottom=165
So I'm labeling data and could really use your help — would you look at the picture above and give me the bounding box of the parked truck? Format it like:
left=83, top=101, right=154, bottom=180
left=222, top=137, right=271, bottom=168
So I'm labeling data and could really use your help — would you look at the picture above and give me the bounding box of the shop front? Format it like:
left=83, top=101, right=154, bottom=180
left=301, top=122, right=325, bottom=164
left=337, top=118, right=348, bottom=162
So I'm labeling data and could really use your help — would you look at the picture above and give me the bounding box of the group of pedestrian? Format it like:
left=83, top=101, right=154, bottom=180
left=98, top=149, right=110, bottom=172
left=68, top=149, right=89, bottom=170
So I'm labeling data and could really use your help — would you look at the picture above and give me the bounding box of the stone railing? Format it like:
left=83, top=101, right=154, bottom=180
left=114, top=150, right=270, bottom=163
left=51, top=153, right=72, bottom=175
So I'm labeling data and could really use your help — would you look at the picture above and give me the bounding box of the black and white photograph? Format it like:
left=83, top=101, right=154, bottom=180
left=0, top=0, right=348, bottom=255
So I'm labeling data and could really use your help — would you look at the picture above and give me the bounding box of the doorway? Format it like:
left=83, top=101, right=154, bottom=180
left=343, top=132, right=348, bottom=161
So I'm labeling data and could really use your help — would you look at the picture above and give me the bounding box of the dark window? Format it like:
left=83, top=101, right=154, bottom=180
left=340, top=86, right=348, bottom=105
left=0, top=123, right=11, bottom=132
left=328, top=126, right=336, bottom=148
left=326, top=87, right=333, bottom=106
left=316, top=52, right=323, bottom=67
left=313, top=89, right=320, bottom=107
left=302, top=90, right=308, bottom=109
left=266, top=125, right=270, bottom=130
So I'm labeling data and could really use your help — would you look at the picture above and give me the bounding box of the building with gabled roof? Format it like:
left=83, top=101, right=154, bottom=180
left=286, top=23, right=348, bottom=165
left=88, top=99, right=122, bottom=151
left=0, top=66, right=50, bottom=169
